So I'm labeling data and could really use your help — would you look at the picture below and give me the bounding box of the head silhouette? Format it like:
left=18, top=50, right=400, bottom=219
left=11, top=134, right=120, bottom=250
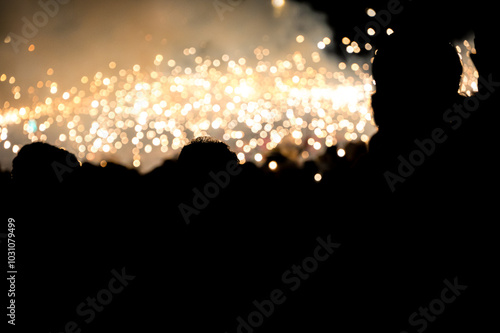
left=177, top=136, right=239, bottom=187
left=371, top=30, right=463, bottom=130
left=11, top=142, right=81, bottom=189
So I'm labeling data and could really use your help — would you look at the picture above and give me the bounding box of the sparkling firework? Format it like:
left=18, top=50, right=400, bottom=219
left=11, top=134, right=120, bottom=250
left=0, top=6, right=477, bottom=172
left=0, top=45, right=377, bottom=170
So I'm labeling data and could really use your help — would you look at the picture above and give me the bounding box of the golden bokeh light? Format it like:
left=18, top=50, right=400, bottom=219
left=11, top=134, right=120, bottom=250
left=272, top=0, right=285, bottom=8
left=0, top=20, right=478, bottom=171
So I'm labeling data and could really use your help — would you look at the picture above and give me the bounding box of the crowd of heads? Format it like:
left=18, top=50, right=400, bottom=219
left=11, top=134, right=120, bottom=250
left=1, top=1, right=498, bottom=331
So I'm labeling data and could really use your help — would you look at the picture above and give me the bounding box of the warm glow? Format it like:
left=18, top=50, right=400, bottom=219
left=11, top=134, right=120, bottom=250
left=367, top=8, right=376, bottom=17
left=15, top=7, right=478, bottom=168
left=272, top=0, right=285, bottom=8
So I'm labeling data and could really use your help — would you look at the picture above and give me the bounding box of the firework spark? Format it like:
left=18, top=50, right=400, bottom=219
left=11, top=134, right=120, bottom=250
left=0, top=0, right=477, bottom=172
left=0, top=45, right=376, bottom=170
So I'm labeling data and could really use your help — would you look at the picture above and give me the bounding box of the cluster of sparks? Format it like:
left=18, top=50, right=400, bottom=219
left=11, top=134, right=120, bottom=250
left=0, top=45, right=377, bottom=169
left=456, top=39, right=480, bottom=97
left=0, top=3, right=478, bottom=170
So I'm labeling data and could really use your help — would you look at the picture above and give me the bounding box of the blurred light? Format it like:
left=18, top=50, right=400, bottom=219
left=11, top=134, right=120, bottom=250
left=314, top=173, right=322, bottom=182
left=386, top=28, right=394, bottom=35
left=367, top=8, right=376, bottom=17
left=296, top=35, right=305, bottom=43
left=268, top=160, right=278, bottom=170
left=0, top=42, right=380, bottom=168
left=367, top=28, right=376, bottom=36
left=337, top=148, right=345, bottom=157
left=27, top=120, right=37, bottom=133
left=272, top=0, right=285, bottom=8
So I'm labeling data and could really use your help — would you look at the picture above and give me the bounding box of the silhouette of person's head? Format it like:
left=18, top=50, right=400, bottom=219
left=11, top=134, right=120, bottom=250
left=177, top=136, right=239, bottom=187
left=11, top=142, right=80, bottom=189
left=371, top=30, right=463, bottom=131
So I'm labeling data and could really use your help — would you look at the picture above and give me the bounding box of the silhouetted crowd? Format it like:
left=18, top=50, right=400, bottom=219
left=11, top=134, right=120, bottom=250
left=2, top=1, right=499, bottom=332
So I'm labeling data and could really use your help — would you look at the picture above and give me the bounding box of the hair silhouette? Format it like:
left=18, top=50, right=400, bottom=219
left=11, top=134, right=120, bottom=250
left=177, top=136, right=239, bottom=188
left=11, top=142, right=80, bottom=188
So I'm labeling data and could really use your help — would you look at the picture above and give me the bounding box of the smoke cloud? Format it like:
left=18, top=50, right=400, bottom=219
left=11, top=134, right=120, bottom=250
left=0, top=0, right=374, bottom=171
